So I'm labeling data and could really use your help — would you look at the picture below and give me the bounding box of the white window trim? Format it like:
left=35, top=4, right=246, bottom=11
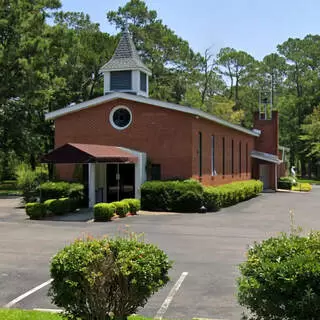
left=109, top=105, right=132, bottom=130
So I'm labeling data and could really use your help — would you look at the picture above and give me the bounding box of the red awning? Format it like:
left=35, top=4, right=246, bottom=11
left=41, top=143, right=138, bottom=164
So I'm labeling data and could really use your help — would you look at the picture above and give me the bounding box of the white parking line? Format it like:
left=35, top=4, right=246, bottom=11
left=33, top=308, right=62, bottom=313
left=4, top=279, right=53, bottom=308
left=154, top=272, right=188, bottom=320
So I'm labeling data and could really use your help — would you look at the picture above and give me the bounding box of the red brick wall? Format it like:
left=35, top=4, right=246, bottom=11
left=191, top=117, right=255, bottom=186
left=55, top=99, right=193, bottom=180
left=253, top=111, right=279, bottom=155
left=54, top=98, right=256, bottom=185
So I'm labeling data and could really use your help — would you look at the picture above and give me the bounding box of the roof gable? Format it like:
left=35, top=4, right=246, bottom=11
left=45, top=92, right=260, bottom=137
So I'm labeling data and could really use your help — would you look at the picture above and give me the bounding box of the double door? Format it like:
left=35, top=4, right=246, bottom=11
left=107, top=164, right=135, bottom=202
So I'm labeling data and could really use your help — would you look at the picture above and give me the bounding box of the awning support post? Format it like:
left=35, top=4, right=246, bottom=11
left=88, top=163, right=96, bottom=208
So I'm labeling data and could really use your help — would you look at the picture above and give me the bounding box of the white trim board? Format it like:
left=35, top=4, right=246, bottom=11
left=45, top=92, right=260, bottom=137
left=251, top=150, right=282, bottom=164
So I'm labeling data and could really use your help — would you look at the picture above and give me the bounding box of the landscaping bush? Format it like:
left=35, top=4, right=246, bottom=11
left=16, top=163, right=38, bottom=203
left=203, top=187, right=221, bottom=212
left=238, top=231, right=320, bottom=320
left=141, top=179, right=203, bottom=211
left=278, top=176, right=298, bottom=190
left=94, top=203, right=115, bottom=221
left=121, top=199, right=141, bottom=214
left=292, top=182, right=312, bottom=192
left=49, top=234, right=172, bottom=320
left=172, top=191, right=203, bottom=213
left=44, top=198, right=71, bottom=215
left=39, top=182, right=84, bottom=203
left=203, top=180, right=263, bottom=211
left=141, top=179, right=262, bottom=212
left=113, top=201, right=129, bottom=218
left=25, top=202, right=46, bottom=220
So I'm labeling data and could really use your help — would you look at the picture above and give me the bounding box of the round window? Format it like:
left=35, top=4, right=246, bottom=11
left=109, top=106, right=132, bottom=130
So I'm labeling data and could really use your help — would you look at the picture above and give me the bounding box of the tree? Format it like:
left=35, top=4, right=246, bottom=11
left=217, top=47, right=256, bottom=108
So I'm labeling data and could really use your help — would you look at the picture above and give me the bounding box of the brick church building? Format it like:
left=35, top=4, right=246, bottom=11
left=43, top=29, right=283, bottom=207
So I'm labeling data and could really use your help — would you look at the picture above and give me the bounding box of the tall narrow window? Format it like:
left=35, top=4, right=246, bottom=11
left=198, top=132, right=202, bottom=177
left=239, top=141, right=242, bottom=176
left=246, top=143, right=248, bottom=174
left=222, top=137, right=225, bottom=176
left=211, top=135, right=215, bottom=176
left=231, top=139, right=234, bottom=176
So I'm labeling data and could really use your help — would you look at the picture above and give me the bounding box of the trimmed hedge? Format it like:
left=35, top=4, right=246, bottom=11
left=141, top=179, right=203, bottom=211
left=94, top=203, right=115, bottom=221
left=39, top=182, right=84, bottom=203
left=205, top=180, right=263, bottom=210
left=121, top=198, right=141, bottom=214
left=172, top=191, right=203, bottom=213
left=113, top=201, right=129, bottom=218
left=44, top=197, right=78, bottom=216
left=278, top=176, right=298, bottom=190
left=141, top=179, right=263, bottom=212
left=25, top=203, right=46, bottom=220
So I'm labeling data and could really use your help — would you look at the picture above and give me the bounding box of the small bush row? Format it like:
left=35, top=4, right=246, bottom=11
left=141, top=179, right=204, bottom=212
left=141, top=179, right=263, bottom=212
left=39, top=181, right=84, bottom=202
left=204, top=180, right=263, bottom=211
left=278, top=176, right=297, bottom=190
left=94, top=198, right=141, bottom=221
left=25, top=197, right=79, bottom=220
left=292, top=182, right=312, bottom=192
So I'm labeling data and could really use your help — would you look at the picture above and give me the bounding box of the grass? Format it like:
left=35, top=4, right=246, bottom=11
left=0, top=180, right=22, bottom=196
left=297, top=178, right=320, bottom=185
left=0, top=309, right=153, bottom=320
left=0, top=309, right=62, bottom=320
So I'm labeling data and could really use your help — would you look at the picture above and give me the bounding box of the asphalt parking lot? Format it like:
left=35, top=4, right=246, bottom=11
left=1, top=188, right=320, bottom=320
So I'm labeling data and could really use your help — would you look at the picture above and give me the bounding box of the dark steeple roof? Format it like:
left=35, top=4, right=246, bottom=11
left=100, top=28, right=151, bottom=75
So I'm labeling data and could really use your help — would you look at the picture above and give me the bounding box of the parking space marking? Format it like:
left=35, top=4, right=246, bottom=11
left=33, top=308, right=62, bottom=313
left=4, top=279, right=53, bottom=308
left=154, top=271, right=188, bottom=320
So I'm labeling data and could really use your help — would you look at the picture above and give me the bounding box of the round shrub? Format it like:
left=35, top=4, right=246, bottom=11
left=25, top=202, right=46, bottom=220
left=94, top=203, right=115, bottom=221
left=172, top=191, right=203, bottom=213
left=44, top=198, right=71, bottom=215
left=238, top=232, right=320, bottom=320
left=121, top=199, right=141, bottom=214
left=113, top=201, right=129, bottom=218
left=49, top=235, right=172, bottom=320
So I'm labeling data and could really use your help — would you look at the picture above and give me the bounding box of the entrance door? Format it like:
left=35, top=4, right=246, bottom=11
left=259, top=164, right=270, bottom=189
left=106, top=164, right=135, bottom=202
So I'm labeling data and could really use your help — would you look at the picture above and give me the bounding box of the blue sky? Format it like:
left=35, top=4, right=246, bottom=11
left=61, top=0, right=320, bottom=60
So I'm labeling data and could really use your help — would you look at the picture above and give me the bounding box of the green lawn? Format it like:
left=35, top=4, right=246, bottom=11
left=0, top=309, right=152, bottom=320
left=0, top=180, right=21, bottom=196
left=297, top=178, right=320, bottom=185
left=0, top=309, right=62, bottom=320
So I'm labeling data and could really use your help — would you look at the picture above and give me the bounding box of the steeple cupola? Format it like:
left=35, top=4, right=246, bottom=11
left=100, top=28, right=151, bottom=97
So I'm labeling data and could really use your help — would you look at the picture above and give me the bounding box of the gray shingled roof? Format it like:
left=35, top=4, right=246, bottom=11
left=100, top=30, right=151, bottom=75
